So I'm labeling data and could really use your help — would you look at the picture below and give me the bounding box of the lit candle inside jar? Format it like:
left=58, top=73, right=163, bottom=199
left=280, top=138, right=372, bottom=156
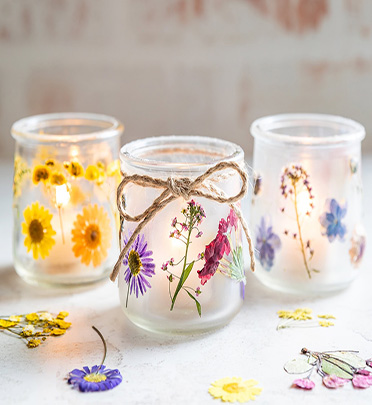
left=250, top=114, right=366, bottom=294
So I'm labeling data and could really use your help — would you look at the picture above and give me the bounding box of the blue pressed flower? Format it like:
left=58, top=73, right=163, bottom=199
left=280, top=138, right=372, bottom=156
left=319, top=199, right=347, bottom=242
left=123, top=233, right=155, bottom=304
left=255, top=217, right=281, bottom=270
left=67, top=326, right=122, bottom=393
left=68, top=365, right=122, bottom=392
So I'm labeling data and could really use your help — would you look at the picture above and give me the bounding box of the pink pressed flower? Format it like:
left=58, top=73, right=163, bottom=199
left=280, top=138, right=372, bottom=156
left=322, top=375, right=347, bottom=389
left=218, top=218, right=228, bottom=234
left=171, top=217, right=177, bottom=227
left=181, top=223, right=189, bottom=231
left=352, top=374, right=372, bottom=389
left=227, top=209, right=238, bottom=231
left=188, top=199, right=196, bottom=207
left=196, top=231, right=203, bottom=238
left=366, top=359, right=372, bottom=368
left=161, top=262, right=168, bottom=271
left=357, top=369, right=371, bottom=376
left=169, top=257, right=174, bottom=266
left=292, top=378, right=315, bottom=390
left=195, top=287, right=201, bottom=296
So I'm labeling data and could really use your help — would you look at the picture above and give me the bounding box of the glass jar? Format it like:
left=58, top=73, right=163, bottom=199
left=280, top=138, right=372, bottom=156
left=118, top=136, right=248, bottom=334
left=12, top=113, right=123, bottom=288
left=250, top=114, right=365, bottom=294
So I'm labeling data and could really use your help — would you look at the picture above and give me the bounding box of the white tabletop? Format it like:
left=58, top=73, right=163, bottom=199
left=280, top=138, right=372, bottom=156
left=0, top=158, right=371, bottom=405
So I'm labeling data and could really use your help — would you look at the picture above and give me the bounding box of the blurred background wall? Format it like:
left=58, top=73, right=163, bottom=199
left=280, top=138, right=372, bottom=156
left=1, top=0, right=372, bottom=160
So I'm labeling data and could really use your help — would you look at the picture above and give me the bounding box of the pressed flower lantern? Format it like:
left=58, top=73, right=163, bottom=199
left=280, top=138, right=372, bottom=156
left=12, top=113, right=123, bottom=287
left=250, top=114, right=365, bottom=294
left=112, top=136, right=253, bottom=334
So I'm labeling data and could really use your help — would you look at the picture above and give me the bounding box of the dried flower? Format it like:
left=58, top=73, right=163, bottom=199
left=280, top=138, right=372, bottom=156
left=277, top=308, right=313, bottom=321
left=319, top=321, right=334, bottom=327
left=319, top=199, right=347, bottom=242
left=208, top=377, right=262, bottom=402
left=255, top=217, right=281, bottom=271
left=292, top=378, right=315, bottom=390
left=322, top=375, right=347, bottom=389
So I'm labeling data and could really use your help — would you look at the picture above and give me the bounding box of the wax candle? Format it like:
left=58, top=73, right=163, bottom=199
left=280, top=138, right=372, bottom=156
left=116, top=135, right=250, bottom=334
left=12, top=113, right=123, bottom=288
left=250, top=114, right=365, bottom=294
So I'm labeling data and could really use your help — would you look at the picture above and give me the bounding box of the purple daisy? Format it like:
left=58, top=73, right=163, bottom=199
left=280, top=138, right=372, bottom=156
left=68, top=365, right=122, bottom=392
left=122, top=233, right=155, bottom=303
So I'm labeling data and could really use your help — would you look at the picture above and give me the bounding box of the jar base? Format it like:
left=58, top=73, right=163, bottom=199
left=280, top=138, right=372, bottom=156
left=122, top=303, right=243, bottom=335
left=255, top=271, right=357, bottom=296
left=14, top=263, right=111, bottom=290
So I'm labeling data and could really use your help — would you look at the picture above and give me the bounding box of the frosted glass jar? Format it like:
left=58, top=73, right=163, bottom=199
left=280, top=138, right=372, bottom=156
left=118, top=136, right=247, bottom=334
left=250, top=114, right=365, bottom=294
left=12, top=113, right=123, bottom=288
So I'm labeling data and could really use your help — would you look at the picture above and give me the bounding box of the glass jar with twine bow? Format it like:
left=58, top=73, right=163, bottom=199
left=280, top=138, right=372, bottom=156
left=111, top=136, right=255, bottom=334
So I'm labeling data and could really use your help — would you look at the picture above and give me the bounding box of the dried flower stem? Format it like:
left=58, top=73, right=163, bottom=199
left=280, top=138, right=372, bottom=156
left=92, top=326, right=107, bottom=371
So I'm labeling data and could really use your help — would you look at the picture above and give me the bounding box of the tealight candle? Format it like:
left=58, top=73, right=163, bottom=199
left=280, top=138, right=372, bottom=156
left=114, top=136, right=252, bottom=334
left=12, top=113, right=123, bottom=287
left=250, top=114, right=366, bottom=294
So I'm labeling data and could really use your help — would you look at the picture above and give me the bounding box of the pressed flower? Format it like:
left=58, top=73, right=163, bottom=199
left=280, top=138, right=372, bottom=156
left=38, top=312, right=53, bottom=321
left=67, top=326, right=122, bottom=393
left=22, top=202, right=56, bottom=260
left=319, top=321, right=334, bottom=327
left=352, top=374, right=372, bottom=389
left=122, top=233, right=155, bottom=305
left=8, top=315, right=22, bottom=323
left=208, top=377, right=262, bottom=403
left=27, top=338, right=41, bottom=348
left=50, top=171, right=67, bottom=186
left=277, top=308, right=312, bottom=321
left=26, top=313, right=40, bottom=322
left=322, top=375, right=347, bottom=389
left=84, top=165, right=100, bottom=181
left=349, top=230, right=366, bottom=267
left=54, top=319, right=71, bottom=329
left=0, top=319, right=17, bottom=328
left=255, top=217, right=281, bottom=271
left=319, top=199, right=347, bottom=242
left=71, top=204, right=112, bottom=267
left=64, top=159, right=84, bottom=178
left=21, top=325, right=35, bottom=337
left=318, top=314, right=336, bottom=319
left=32, top=164, right=50, bottom=185
left=50, top=328, right=66, bottom=336
left=292, top=378, right=315, bottom=390
left=57, top=311, right=69, bottom=319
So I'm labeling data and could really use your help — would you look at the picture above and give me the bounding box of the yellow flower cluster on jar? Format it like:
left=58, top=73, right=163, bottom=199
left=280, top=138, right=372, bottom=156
left=0, top=311, right=71, bottom=348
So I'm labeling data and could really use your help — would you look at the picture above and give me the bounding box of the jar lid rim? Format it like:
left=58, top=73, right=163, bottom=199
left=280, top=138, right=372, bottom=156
left=120, top=135, right=244, bottom=173
left=250, top=113, right=365, bottom=146
left=11, top=113, right=124, bottom=143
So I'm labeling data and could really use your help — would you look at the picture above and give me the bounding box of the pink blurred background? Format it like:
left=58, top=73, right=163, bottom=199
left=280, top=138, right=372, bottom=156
left=1, top=0, right=372, bottom=159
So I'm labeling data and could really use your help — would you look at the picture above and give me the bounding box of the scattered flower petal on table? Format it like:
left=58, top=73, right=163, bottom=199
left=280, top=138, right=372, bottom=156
left=292, top=378, right=315, bottom=390
left=208, top=377, right=262, bottom=403
left=322, top=375, right=347, bottom=389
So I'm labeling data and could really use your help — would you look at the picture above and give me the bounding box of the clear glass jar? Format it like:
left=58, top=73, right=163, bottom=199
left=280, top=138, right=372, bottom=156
left=118, top=136, right=247, bottom=334
left=12, top=113, right=123, bottom=288
left=250, top=114, right=365, bottom=294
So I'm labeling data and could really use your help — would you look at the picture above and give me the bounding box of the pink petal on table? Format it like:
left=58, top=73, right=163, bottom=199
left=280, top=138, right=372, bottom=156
left=292, top=378, right=315, bottom=390
left=352, top=374, right=372, bottom=389
left=322, top=375, right=347, bottom=389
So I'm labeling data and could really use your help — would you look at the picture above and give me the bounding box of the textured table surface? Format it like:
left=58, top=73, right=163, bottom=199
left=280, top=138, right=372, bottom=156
left=0, top=158, right=371, bottom=405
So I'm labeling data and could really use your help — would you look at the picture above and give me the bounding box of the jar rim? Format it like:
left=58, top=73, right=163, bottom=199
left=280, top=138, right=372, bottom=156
left=11, top=113, right=124, bottom=143
left=250, top=113, right=365, bottom=146
left=120, top=135, right=244, bottom=173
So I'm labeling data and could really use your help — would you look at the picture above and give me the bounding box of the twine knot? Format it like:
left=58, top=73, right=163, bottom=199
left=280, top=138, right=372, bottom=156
left=110, top=160, right=255, bottom=281
left=167, top=177, right=192, bottom=200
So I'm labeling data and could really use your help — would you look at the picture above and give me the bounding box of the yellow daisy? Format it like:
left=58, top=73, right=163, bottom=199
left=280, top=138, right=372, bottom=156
left=84, top=165, right=100, bottom=181
left=50, top=171, right=67, bottom=186
left=32, top=165, right=51, bottom=185
left=71, top=204, right=112, bottom=267
left=22, top=202, right=56, bottom=259
left=209, top=377, right=262, bottom=403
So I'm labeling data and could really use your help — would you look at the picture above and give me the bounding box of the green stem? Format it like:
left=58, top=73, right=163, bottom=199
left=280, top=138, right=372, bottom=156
left=293, top=183, right=312, bottom=279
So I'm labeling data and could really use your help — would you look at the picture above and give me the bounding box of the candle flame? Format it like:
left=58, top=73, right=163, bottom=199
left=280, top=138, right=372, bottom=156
left=55, top=184, right=70, bottom=208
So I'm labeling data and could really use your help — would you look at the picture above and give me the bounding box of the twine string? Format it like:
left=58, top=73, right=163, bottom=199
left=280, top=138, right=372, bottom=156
left=110, top=161, right=255, bottom=281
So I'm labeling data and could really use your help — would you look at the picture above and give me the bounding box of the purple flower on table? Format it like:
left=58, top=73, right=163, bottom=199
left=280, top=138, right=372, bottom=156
left=122, top=233, right=155, bottom=299
left=255, top=217, right=281, bottom=271
left=322, top=375, right=347, bottom=389
left=292, top=378, right=315, bottom=390
left=68, top=365, right=122, bottom=392
left=319, top=199, right=347, bottom=242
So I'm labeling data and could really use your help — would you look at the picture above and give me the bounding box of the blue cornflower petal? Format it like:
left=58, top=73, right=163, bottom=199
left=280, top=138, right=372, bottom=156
left=320, top=199, right=347, bottom=242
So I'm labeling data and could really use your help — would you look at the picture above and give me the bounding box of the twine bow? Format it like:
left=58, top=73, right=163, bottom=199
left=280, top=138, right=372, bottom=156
left=110, top=161, right=255, bottom=281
